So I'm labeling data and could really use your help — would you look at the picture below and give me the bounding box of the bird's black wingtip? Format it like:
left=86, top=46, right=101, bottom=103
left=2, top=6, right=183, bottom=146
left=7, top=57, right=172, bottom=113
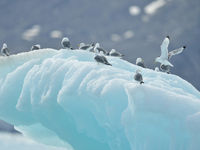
left=183, top=46, right=186, bottom=49
left=140, top=81, right=144, bottom=84
left=106, top=63, right=112, bottom=66
left=166, top=35, right=170, bottom=40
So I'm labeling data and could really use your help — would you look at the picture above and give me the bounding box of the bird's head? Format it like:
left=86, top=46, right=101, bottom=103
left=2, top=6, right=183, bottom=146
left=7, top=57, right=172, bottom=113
left=78, top=42, right=85, bottom=48
left=2, top=43, right=7, bottom=49
left=154, top=56, right=163, bottom=64
left=95, top=43, right=100, bottom=48
left=166, top=35, right=170, bottom=40
left=154, top=57, right=159, bottom=64
left=94, top=43, right=100, bottom=53
left=35, top=44, right=41, bottom=49
left=62, top=37, right=69, bottom=43
left=110, top=49, right=116, bottom=53
left=136, top=69, right=141, bottom=74
left=99, top=51, right=104, bottom=56
left=136, top=57, right=143, bottom=64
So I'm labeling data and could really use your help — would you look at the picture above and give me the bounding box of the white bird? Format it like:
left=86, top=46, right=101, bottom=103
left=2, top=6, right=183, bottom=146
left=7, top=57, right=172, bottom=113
left=1, top=43, right=10, bottom=56
left=61, top=37, right=72, bottom=49
left=79, top=42, right=94, bottom=51
left=31, top=44, right=41, bottom=51
left=134, top=70, right=144, bottom=84
left=109, top=49, right=124, bottom=57
left=78, top=42, right=85, bottom=49
left=94, top=53, right=112, bottom=66
left=155, top=36, right=186, bottom=67
left=136, top=57, right=145, bottom=68
left=93, top=43, right=99, bottom=53
left=94, top=43, right=108, bottom=55
left=155, top=36, right=173, bottom=67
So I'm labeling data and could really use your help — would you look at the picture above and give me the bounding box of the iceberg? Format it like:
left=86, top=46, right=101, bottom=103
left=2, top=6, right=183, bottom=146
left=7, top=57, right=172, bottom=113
left=0, top=49, right=200, bottom=150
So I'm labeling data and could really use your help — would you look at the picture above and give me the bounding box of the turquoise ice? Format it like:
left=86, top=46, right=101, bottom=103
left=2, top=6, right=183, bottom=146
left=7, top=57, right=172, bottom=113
left=0, top=49, right=200, bottom=150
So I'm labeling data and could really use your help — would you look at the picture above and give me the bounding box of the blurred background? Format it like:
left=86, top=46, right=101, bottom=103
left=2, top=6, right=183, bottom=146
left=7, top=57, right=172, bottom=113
left=0, top=0, right=199, bottom=134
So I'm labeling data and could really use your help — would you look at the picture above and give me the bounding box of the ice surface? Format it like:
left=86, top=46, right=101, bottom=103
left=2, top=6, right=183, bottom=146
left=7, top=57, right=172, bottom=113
left=0, top=133, right=68, bottom=150
left=0, top=49, right=200, bottom=150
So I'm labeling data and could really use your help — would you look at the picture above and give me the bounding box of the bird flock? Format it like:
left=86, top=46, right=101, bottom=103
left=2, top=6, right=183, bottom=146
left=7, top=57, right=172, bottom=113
left=0, top=36, right=186, bottom=84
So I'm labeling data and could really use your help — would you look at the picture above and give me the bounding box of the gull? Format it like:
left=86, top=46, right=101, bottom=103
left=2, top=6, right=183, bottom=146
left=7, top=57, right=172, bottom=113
left=136, top=57, right=145, bottom=68
left=134, top=70, right=144, bottom=84
left=94, top=43, right=108, bottom=55
left=155, top=36, right=186, bottom=67
left=109, top=49, right=124, bottom=57
left=94, top=51, right=112, bottom=66
left=1, top=43, right=10, bottom=56
left=61, top=37, right=73, bottom=49
left=78, top=42, right=95, bottom=51
left=31, top=44, right=41, bottom=50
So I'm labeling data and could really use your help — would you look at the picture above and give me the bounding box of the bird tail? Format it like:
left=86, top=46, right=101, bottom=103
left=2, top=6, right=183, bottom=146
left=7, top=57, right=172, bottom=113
left=167, top=72, right=170, bottom=74
left=163, top=60, right=173, bottom=67
left=106, top=63, right=112, bottom=66
left=5, top=51, right=10, bottom=56
left=140, top=81, right=144, bottom=84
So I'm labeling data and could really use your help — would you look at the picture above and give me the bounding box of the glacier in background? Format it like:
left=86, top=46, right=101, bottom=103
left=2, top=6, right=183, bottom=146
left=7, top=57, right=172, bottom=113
left=0, top=49, right=200, bottom=150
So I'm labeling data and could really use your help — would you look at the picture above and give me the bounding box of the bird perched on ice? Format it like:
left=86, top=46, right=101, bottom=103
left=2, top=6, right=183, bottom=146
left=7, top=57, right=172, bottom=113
left=134, top=70, right=144, bottom=84
left=78, top=42, right=85, bottom=49
left=94, top=43, right=108, bottom=55
left=109, top=49, right=124, bottom=57
left=155, top=36, right=186, bottom=67
left=61, top=37, right=72, bottom=49
left=78, top=42, right=95, bottom=52
left=1, top=43, right=10, bottom=56
left=136, top=57, right=145, bottom=68
left=31, top=44, right=41, bottom=51
left=94, top=52, right=112, bottom=66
